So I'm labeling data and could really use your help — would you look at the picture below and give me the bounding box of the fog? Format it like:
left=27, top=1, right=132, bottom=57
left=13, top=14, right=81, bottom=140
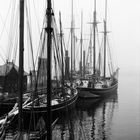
left=0, top=0, right=140, bottom=72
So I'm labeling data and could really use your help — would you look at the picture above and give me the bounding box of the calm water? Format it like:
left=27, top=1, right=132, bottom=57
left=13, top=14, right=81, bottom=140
left=52, top=69, right=140, bottom=140
left=2, top=69, right=140, bottom=139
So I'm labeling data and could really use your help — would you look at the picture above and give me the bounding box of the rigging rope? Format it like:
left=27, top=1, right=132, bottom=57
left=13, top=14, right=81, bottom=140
left=33, top=0, right=41, bottom=35
left=35, top=15, right=46, bottom=68
left=107, top=36, right=114, bottom=74
left=26, top=0, right=36, bottom=71
left=0, top=0, right=13, bottom=61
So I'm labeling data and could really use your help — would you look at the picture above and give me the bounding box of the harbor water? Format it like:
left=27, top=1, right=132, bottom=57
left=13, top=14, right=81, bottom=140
left=52, top=69, right=140, bottom=140
left=2, top=69, right=140, bottom=140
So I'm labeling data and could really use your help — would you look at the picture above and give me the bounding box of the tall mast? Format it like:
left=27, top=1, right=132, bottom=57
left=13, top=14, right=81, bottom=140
left=71, top=0, right=73, bottom=80
left=103, top=0, right=107, bottom=78
left=80, top=11, right=83, bottom=77
left=18, top=0, right=24, bottom=132
left=59, top=12, right=64, bottom=89
left=74, top=33, right=76, bottom=72
left=99, top=51, right=101, bottom=77
left=89, top=29, right=92, bottom=69
left=83, top=50, right=86, bottom=76
left=93, top=0, right=96, bottom=77
left=46, top=0, right=53, bottom=139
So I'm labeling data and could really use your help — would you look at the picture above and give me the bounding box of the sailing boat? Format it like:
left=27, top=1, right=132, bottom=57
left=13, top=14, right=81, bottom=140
left=77, top=0, right=119, bottom=98
left=0, top=0, right=78, bottom=139
left=21, top=0, right=78, bottom=129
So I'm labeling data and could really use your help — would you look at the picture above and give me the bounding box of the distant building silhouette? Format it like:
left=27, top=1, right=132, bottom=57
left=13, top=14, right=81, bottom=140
left=0, top=61, right=28, bottom=95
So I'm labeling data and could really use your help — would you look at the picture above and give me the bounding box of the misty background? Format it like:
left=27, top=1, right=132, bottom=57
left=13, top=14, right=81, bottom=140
left=0, top=0, right=139, bottom=72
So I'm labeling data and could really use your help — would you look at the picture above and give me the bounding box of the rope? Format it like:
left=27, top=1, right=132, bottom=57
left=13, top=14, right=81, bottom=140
left=0, top=0, right=14, bottom=62
left=33, top=0, right=41, bottom=35
left=26, top=0, right=36, bottom=71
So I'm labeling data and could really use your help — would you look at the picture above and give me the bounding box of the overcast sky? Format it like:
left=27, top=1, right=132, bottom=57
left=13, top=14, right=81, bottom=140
left=54, top=0, right=140, bottom=71
left=0, top=0, right=140, bottom=72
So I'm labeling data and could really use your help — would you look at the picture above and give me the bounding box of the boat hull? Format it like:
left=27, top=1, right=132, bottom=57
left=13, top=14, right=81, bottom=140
left=22, top=93, right=78, bottom=130
left=77, top=82, right=118, bottom=98
left=23, top=93, right=78, bottom=114
left=0, top=98, right=17, bottom=116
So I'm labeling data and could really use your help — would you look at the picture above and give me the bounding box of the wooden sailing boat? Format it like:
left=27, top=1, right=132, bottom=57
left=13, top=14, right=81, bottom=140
left=0, top=1, right=78, bottom=139
left=21, top=0, right=78, bottom=130
left=0, top=0, right=29, bottom=116
left=77, top=0, right=119, bottom=98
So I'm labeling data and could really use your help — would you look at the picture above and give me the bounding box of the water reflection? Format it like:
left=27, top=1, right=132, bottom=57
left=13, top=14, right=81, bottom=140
left=52, top=92, right=118, bottom=140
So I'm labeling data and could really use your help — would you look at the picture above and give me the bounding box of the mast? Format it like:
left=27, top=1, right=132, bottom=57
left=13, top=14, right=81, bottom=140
left=93, top=0, right=96, bottom=77
left=99, top=52, right=101, bottom=77
left=65, top=50, right=70, bottom=80
left=103, top=0, right=107, bottom=78
left=74, top=34, right=76, bottom=72
left=89, top=29, right=92, bottom=71
left=83, top=50, right=85, bottom=77
left=46, top=0, right=53, bottom=139
left=18, top=0, right=24, bottom=132
left=70, top=0, right=73, bottom=80
left=59, top=12, right=64, bottom=90
left=80, top=11, right=83, bottom=77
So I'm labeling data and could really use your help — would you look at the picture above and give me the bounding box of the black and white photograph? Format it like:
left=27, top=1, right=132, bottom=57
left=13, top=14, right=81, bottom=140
left=0, top=0, right=139, bottom=139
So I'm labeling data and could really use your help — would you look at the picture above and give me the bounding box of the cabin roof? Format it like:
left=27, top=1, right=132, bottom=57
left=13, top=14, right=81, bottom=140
left=0, top=62, right=28, bottom=76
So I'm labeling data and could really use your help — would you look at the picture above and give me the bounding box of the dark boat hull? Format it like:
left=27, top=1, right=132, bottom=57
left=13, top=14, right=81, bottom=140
left=23, top=94, right=78, bottom=114
left=77, top=82, right=118, bottom=98
left=0, top=93, right=29, bottom=117
left=0, top=98, right=17, bottom=116
left=22, top=93, right=78, bottom=130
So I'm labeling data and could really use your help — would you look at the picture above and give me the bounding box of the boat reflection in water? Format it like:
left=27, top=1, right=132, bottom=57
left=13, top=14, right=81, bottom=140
left=52, top=91, right=118, bottom=140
